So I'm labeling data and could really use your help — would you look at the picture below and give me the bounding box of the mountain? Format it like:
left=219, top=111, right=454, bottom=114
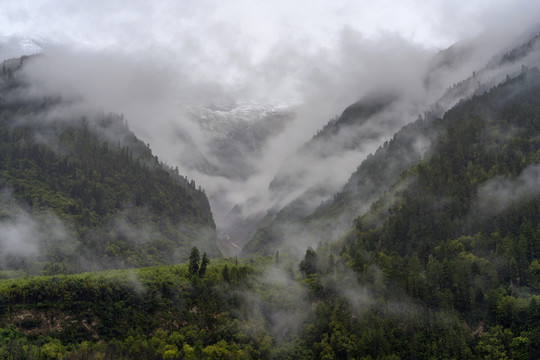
left=350, top=67, right=540, bottom=259
left=259, top=50, right=540, bottom=359
left=2, top=64, right=540, bottom=358
left=174, top=102, right=295, bottom=255
left=0, top=56, right=219, bottom=274
left=1, top=31, right=540, bottom=359
left=243, top=31, right=540, bottom=257
left=185, top=102, right=293, bottom=182
left=267, top=92, right=400, bottom=209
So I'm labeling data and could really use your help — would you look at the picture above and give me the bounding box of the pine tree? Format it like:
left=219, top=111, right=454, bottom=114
left=222, top=265, right=230, bottom=283
left=519, top=220, right=535, bottom=261
left=189, top=247, right=200, bottom=276
left=528, top=297, right=540, bottom=329
left=198, top=253, right=209, bottom=278
left=299, top=247, right=318, bottom=276
left=534, top=223, right=540, bottom=259
left=511, top=257, right=520, bottom=286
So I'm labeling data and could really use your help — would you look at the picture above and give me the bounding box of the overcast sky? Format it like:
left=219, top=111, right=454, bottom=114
left=2, top=1, right=540, bottom=65
left=2, top=0, right=540, bottom=103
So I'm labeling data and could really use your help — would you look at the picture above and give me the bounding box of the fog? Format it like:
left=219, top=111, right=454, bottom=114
left=3, top=6, right=540, bottom=353
left=476, top=164, right=540, bottom=216
left=2, top=1, right=540, bottom=253
left=0, top=189, right=74, bottom=272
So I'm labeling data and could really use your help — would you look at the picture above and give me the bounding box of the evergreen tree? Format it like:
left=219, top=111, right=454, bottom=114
left=198, top=253, right=209, bottom=278
left=528, top=297, right=540, bottom=329
left=299, top=247, right=318, bottom=276
left=535, top=223, right=540, bottom=259
left=222, top=265, right=230, bottom=283
left=520, top=220, right=535, bottom=261
left=189, top=247, right=200, bottom=276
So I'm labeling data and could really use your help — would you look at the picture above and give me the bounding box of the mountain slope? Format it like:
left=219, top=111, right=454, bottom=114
left=278, top=64, right=540, bottom=360
left=243, top=32, right=540, bottom=257
left=354, top=67, right=540, bottom=259
left=186, top=102, right=293, bottom=182
left=2, top=34, right=540, bottom=360
left=0, top=57, right=218, bottom=274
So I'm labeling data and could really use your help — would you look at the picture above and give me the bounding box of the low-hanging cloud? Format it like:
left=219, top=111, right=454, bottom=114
left=7, top=30, right=439, bottom=234
left=476, top=164, right=540, bottom=216
left=0, top=212, right=41, bottom=259
left=0, top=189, right=73, bottom=271
left=2, top=1, right=540, bottom=251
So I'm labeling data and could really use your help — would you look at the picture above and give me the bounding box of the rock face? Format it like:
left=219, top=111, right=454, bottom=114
left=186, top=102, right=294, bottom=181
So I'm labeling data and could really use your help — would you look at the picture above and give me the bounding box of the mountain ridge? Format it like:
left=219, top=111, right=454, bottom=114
left=0, top=58, right=219, bottom=273
left=242, top=31, right=540, bottom=257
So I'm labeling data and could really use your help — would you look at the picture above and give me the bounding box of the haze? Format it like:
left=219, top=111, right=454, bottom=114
left=2, top=0, right=540, bottom=245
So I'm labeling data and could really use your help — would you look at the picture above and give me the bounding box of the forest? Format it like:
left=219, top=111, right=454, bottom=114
left=0, top=58, right=218, bottom=274
left=0, top=42, right=540, bottom=359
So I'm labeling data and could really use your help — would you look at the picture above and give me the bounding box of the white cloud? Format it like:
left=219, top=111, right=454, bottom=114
left=2, top=0, right=540, bottom=241
left=476, top=164, right=540, bottom=215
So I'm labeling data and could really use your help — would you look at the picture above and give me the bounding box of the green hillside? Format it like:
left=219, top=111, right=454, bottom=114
left=239, top=67, right=540, bottom=358
left=0, top=58, right=218, bottom=274
left=298, top=66, right=540, bottom=359
left=244, top=33, right=540, bottom=258
left=2, top=43, right=540, bottom=359
left=0, top=255, right=272, bottom=359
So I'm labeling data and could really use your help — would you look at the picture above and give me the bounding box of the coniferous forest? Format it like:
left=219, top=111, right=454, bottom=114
left=2, top=25, right=540, bottom=360
left=0, top=58, right=217, bottom=274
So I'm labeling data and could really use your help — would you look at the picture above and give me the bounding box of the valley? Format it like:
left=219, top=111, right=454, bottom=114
left=1, top=4, right=540, bottom=359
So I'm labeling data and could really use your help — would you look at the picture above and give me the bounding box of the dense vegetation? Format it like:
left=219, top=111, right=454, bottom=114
left=243, top=67, right=540, bottom=358
left=0, top=252, right=271, bottom=359
left=244, top=90, right=441, bottom=257
left=3, top=38, right=540, bottom=359
left=311, top=68, right=540, bottom=358
left=0, top=57, right=217, bottom=274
